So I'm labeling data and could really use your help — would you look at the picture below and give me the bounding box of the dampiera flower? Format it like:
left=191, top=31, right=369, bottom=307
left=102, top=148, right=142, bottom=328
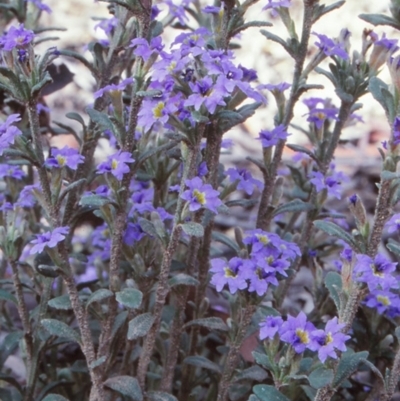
left=97, top=150, right=135, bottom=180
left=181, top=177, right=222, bottom=213
left=312, top=32, right=349, bottom=60
left=226, top=167, right=263, bottom=195
left=30, top=227, right=69, bottom=255
left=311, top=317, right=350, bottom=363
left=279, top=311, right=318, bottom=353
left=0, top=164, right=25, bottom=180
left=94, top=77, right=134, bottom=99
left=385, top=213, right=400, bottom=233
left=1, top=24, right=35, bottom=51
left=45, top=146, right=85, bottom=170
left=258, top=125, right=289, bottom=148
left=26, top=0, right=51, bottom=13
left=364, top=289, right=400, bottom=314
left=259, top=315, right=284, bottom=340
left=0, top=114, right=22, bottom=155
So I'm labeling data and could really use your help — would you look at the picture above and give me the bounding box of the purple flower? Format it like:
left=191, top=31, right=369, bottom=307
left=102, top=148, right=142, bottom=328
left=93, top=77, right=134, bottom=99
left=364, top=289, right=400, bottom=314
left=309, top=170, right=348, bottom=199
left=1, top=24, right=35, bottom=51
left=311, top=317, right=350, bottom=363
left=353, top=254, right=398, bottom=291
left=164, top=0, right=191, bottom=25
left=280, top=312, right=318, bottom=353
left=226, top=167, right=263, bottom=195
left=0, top=164, right=25, bottom=179
left=94, top=17, right=118, bottom=35
left=0, top=114, right=22, bottom=155
left=259, top=82, right=291, bottom=93
left=45, top=146, right=84, bottom=170
left=181, top=177, right=222, bottom=213
left=130, top=36, right=163, bottom=62
left=26, top=0, right=51, bottom=13
left=385, top=213, right=400, bottom=233
left=16, top=184, right=40, bottom=208
left=258, top=125, right=289, bottom=148
left=97, top=150, right=135, bottom=180
left=392, top=116, right=400, bottom=145
left=368, top=34, right=398, bottom=71
left=30, top=227, right=69, bottom=255
left=210, top=257, right=250, bottom=294
left=259, top=315, right=284, bottom=340
left=124, top=222, right=145, bottom=245
left=313, top=32, right=349, bottom=60
left=262, top=0, right=291, bottom=11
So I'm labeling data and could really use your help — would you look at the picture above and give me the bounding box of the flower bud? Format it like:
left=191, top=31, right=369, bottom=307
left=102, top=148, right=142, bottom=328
left=387, top=54, right=400, bottom=93
left=368, top=34, right=398, bottom=72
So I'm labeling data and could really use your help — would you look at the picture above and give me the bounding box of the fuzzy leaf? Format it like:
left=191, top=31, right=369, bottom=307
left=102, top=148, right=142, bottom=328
left=168, top=273, right=199, bottom=288
left=332, top=351, right=369, bottom=388
left=86, top=288, right=113, bottom=309
left=314, top=220, right=357, bottom=249
left=359, top=13, right=400, bottom=29
left=184, top=317, right=229, bottom=332
left=181, top=222, right=204, bottom=237
left=324, top=272, right=342, bottom=311
left=79, top=195, right=113, bottom=208
left=308, top=367, right=334, bottom=389
left=387, top=239, right=400, bottom=257
left=252, top=351, right=273, bottom=370
left=65, top=112, right=86, bottom=126
left=116, top=288, right=143, bottom=309
left=42, top=395, right=69, bottom=401
left=86, top=107, right=114, bottom=132
left=272, top=199, right=314, bottom=216
left=0, top=289, right=17, bottom=304
left=183, top=356, right=221, bottom=373
left=41, top=319, right=81, bottom=344
left=138, top=217, right=158, bottom=238
left=48, top=295, right=72, bottom=310
left=147, top=392, right=178, bottom=401
left=253, top=385, right=291, bottom=401
left=127, top=313, right=155, bottom=340
left=89, top=356, right=107, bottom=369
left=212, top=231, right=240, bottom=253
left=104, top=376, right=143, bottom=401
left=235, top=366, right=268, bottom=382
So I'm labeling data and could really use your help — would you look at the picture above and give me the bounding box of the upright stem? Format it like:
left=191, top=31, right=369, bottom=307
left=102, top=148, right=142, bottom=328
left=256, top=0, right=315, bottom=230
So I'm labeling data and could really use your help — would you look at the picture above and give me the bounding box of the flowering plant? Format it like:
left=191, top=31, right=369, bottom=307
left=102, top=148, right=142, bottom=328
left=1, top=1, right=400, bottom=401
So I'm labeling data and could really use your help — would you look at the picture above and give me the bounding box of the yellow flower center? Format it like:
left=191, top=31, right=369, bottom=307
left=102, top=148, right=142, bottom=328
left=168, top=61, right=177, bottom=72
left=377, top=295, right=390, bottom=306
left=325, top=332, right=333, bottom=345
left=111, top=159, right=119, bottom=170
left=256, top=234, right=269, bottom=245
left=315, top=112, right=326, bottom=120
left=296, top=329, right=309, bottom=344
left=224, top=267, right=236, bottom=278
left=153, top=102, right=165, bottom=118
left=56, top=155, right=66, bottom=166
left=193, top=189, right=206, bottom=205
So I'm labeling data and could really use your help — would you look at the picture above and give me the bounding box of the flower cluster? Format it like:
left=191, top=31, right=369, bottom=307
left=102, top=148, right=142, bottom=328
left=210, top=229, right=300, bottom=296
left=260, top=312, right=350, bottom=363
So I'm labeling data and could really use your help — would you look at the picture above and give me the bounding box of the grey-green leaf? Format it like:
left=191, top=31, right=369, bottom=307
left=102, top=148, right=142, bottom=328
left=359, top=13, right=400, bottom=29
left=252, top=384, right=291, bottom=401
left=86, top=107, right=114, bottom=132
left=183, top=356, right=222, bottom=373
left=324, top=272, right=342, bottom=311
left=252, top=351, right=273, bottom=370
left=332, top=351, right=369, bottom=388
left=127, top=313, right=155, bottom=340
left=41, top=319, right=81, bottom=344
left=308, top=367, right=334, bottom=389
left=147, top=392, right=178, bottom=401
left=86, top=288, right=113, bottom=309
left=168, top=273, right=199, bottom=288
left=387, top=239, right=400, bottom=257
left=212, top=231, right=240, bottom=253
left=138, top=217, right=158, bottom=238
left=183, top=317, right=229, bottom=332
left=272, top=199, right=314, bottom=216
left=235, top=366, right=268, bottom=382
left=104, top=376, right=143, bottom=401
left=116, top=288, right=143, bottom=309
left=0, top=289, right=17, bottom=304
left=181, top=222, right=204, bottom=238
left=48, top=295, right=72, bottom=310
left=79, top=195, right=113, bottom=208
left=314, top=220, right=357, bottom=249
left=42, top=395, right=70, bottom=401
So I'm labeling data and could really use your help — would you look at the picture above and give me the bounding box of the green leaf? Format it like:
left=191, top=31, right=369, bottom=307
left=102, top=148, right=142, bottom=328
left=86, top=107, right=114, bottom=132
left=116, top=288, right=143, bottom=309
left=308, top=367, right=334, bottom=389
left=286, top=144, right=316, bottom=159
left=387, top=239, right=400, bottom=257
left=112, top=311, right=128, bottom=339
left=79, top=195, right=113, bottom=208
left=136, top=90, right=162, bottom=97
left=212, top=231, right=240, bottom=253
left=127, top=313, right=155, bottom=340
left=183, top=317, right=229, bottom=332
left=138, top=217, right=158, bottom=238
left=253, top=385, right=290, bottom=401
left=168, top=273, right=199, bottom=288
left=359, top=13, right=400, bottom=29
left=48, top=295, right=72, bottom=310
left=252, top=351, right=273, bottom=370
left=89, top=355, right=107, bottom=369
left=181, top=222, right=204, bottom=237
left=42, top=395, right=70, bottom=401
left=0, top=289, right=17, bottom=304
left=147, top=392, right=178, bottom=401
left=104, top=376, right=143, bottom=401
left=41, top=319, right=81, bottom=344
left=332, top=351, right=369, bottom=388
left=314, top=220, right=357, bottom=249
left=235, top=366, right=268, bottom=382
left=368, top=77, right=393, bottom=119
left=260, top=30, right=294, bottom=57
left=324, top=272, right=342, bottom=311
left=300, top=385, right=317, bottom=401
left=65, top=112, right=86, bottom=127
left=272, top=199, right=314, bottom=216
left=86, top=288, right=113, bottom=309
left=183, top=356, right=221, bottom=373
